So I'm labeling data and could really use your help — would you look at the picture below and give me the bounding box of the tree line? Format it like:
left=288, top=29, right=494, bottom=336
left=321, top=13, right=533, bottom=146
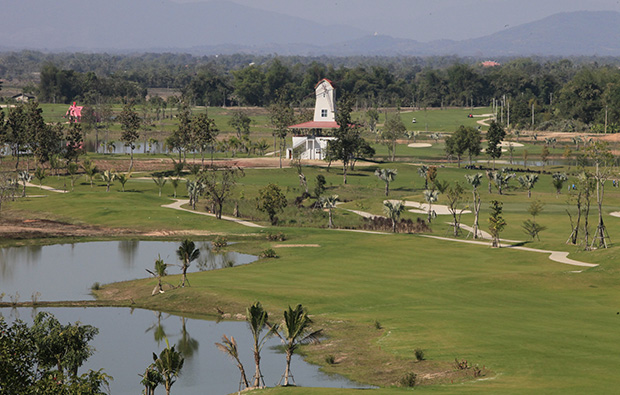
left=3, top=52, right=620, bottom=131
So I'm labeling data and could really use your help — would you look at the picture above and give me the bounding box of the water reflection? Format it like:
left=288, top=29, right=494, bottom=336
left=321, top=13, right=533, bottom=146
left=0, top=241, right=257, bottom=301
left=2, top=307, right=371, bottom=395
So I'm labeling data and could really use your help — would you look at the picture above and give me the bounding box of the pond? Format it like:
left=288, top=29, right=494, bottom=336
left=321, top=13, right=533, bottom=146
left=2, top=307, right=369, bottom=394
left=0, top=240, right=256, bottom=301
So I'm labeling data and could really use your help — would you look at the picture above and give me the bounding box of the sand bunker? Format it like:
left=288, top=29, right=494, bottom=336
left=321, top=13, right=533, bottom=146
left=408, top=143, right=432, bottom=148
left=499, top=142, right=524, bottom=147
left=385, top=200, right=471, bottom=215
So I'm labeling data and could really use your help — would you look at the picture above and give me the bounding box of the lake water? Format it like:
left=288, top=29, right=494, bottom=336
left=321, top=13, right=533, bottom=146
left=0, top=240, right=256, bottom=301
left=0, top=241, right=370, bottom=393
left=2, top=307, right=368, bottom=394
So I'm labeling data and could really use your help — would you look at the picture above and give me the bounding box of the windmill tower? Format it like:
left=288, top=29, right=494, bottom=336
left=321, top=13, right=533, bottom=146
left=313, top=79, right=336, bottom=122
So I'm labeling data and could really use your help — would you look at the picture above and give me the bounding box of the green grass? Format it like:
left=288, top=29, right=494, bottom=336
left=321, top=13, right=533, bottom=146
left=5, top=148, right=620, bottom=393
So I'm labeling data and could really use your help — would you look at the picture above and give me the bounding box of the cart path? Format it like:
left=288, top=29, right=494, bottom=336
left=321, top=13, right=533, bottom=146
left=161, top=199, right=264, bottom=228
left=25, top=182, right=69, bottom=193
left=420, top=235, right=597, bottom=268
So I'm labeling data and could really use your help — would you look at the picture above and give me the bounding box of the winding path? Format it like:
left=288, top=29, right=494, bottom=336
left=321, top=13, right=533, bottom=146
left=25, top=182, right=69, bottom=194
left=161, top=199, right=264, bottom=228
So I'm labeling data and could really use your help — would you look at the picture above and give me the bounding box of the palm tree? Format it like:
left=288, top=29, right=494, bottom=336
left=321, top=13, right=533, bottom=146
left=215, top=335, right=250, bottom=391
left=100, top=170, right=115, bottom=192
left=319, top=194, right=339, bottom=228
left=140, top=363, right=163, bottom=395
left=273, top=304, right=322, bottom=386
left=153, top=338, right=184, bottom=395
left=375, top=168, right=397, bottom=196
left=176, top=239, right=200, bottom=287
left=246, top=301, right=277, bottom=388
left=82, top=159, right=99, bottom=187
left=423, top=189, right=439, bottom=223
left=153, top=175, right=167, bottom=197
left=170, top=177, right=180, bottom=198
left=33, top=167, right=46, bottom=188
left=464, top=173, right=483, bottom=238
left=417, top=165, right=429, bottom=190
left=518, top=173, right=538, bottom=198
left=383, top=200, right=405, bottom=232
left=146, top=255, right=168, bottom=295
left=116, top=172, right=131, bottom=192
left=552, top=172, right=568, bottom=197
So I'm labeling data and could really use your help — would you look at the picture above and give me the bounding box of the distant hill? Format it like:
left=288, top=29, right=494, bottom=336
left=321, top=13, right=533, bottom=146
left=1, top=3, right=619, bottom=57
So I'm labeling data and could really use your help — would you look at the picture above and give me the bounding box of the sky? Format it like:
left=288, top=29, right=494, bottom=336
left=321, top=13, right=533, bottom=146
left=172, top=0, right=620, bottom=42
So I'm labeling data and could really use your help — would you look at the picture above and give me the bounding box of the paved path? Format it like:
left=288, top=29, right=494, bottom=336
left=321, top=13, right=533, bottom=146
left=420, top=235, right=597, bottom=268
left=161, top=199, right=264, bottom=228
left=25, top=182, right=69, bottom=194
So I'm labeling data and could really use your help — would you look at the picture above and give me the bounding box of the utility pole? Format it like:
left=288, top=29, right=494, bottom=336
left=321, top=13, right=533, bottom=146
left=605, top=105, right=608, bottom=134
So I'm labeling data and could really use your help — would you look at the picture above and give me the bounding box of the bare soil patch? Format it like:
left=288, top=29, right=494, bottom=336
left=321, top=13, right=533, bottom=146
left=0, top=215, right=137, bottom=240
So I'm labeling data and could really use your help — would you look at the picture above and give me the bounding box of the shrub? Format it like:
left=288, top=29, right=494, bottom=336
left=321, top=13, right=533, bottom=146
left=325, top=355, right=336, bottom=365
left=374, top=320, right=382, bottom=329
left=260, top=248, right=278, bottom=258
left=454, top=358, right=470, bottom=370
left=266, top=232, right=286, bottom=241
left=399, top=372, right=417, bottom=387
left=414, top=348, right=425, bottom=361
left=91, top=282, right=101, bottom=290
left=212, top=236, right=228, bottom=250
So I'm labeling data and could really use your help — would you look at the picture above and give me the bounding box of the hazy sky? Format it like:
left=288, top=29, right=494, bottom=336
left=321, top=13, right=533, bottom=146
left=172, top=0, right=620, bottom=41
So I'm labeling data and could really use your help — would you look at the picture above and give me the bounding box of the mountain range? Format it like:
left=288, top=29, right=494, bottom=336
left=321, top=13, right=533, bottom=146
left=1, top=0, right=619, bottom=57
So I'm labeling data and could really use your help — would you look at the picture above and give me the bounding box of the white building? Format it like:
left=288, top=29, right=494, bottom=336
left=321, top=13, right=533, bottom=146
left=287, top=79, right=339, bottom=160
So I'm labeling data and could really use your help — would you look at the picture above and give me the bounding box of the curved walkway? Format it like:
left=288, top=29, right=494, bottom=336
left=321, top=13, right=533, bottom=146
left=161, top=199, right=264, bottom=228
left=25, top=182, right=69, bottom=194
left=421, top=235, right=597, bottom=268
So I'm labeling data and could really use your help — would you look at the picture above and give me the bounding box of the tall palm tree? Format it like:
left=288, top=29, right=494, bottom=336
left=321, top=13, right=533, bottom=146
left=465, top=173, right=483, bottom=239
left=176, top=239, right=200, bottom=287
left=246, top=302, right=276, bottom=388
left=215, top=335, right=249, bottom=391
left=423, top=189, right=439, bottom=223
left=383, top=200, right=405, bottom=232
left=319, top=195, right=339, bottom=228
left=273, top=304, right=322, bottom=386
left=153, top=338, right=184, bottom=395
left=375, top=168, right=398, bottom=196
left=82, top=159, right=99, bottom=187
left=417, top=165, right=429, bottom=190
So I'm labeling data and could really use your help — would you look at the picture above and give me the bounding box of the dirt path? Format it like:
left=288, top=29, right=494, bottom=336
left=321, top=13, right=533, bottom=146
left=161, top=199, right=264, bottom=228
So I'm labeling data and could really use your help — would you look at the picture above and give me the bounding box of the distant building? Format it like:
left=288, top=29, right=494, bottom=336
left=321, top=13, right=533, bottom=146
left=481, top=60, right=501, bottom=68
left=66, top=102, right=83, bottom=122
left=12, top=93, right=36, bottom=102
left=287, top=79, right=339, bottom=160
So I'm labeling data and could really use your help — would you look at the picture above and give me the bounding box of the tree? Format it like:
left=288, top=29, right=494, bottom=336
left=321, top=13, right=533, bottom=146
left=320, top=194, right=339, bottom=228
left=375, top=168, right=397, bottom=196
left=269, top=97, right=295, bottom=169
left=518, top=173, right=539, bottom=198
left=492, top=169, right=515, bottom=195
left=229, top=110, right=251, bottom=139
left=417, top=165, right=429, bottom=190
left=192, top=112, right=219, bottom=167
left=18, top=170, right=31, bottom=198
left=153, top=175, right=167, bottom=197
left=176, top=239, right=200, bottom=287
left=522, top=200, right=547, bottom=241
left=246, top=302, right=276, bottom=388
left=0, top=173, right=17, bottom=215
left=146, top=255, right=168, bottom=295
left=587, top=142, right=613, bottom=249
left=552, top=172, right=568, bottom=196
left=314, top=174, right=326, bottom=198
left=140, top=364, right=163, bottom=395
left=330, top=95, right=365, bottom=184
left=273, top=305, right=322, bottom=386
left=215, top=335, right=249, bottom=391
left=540, top=145, right=550, bottom=169
left=382, top=114, right=406, bottom=161
left=116, top=172, right=130, bottom=192
left=445, top=182, right=465, bottom=237
left=153, top=338, right=184, bottom=395
left=423, top=189, right=439, bottom=223
left=93, top=169, right=112, bottom=192
left=81, top=159, right=99, bottom=188
left=257, top=183, right=287, bottom=225
left=119, top=103, right=141, bottom=171
left=486, top=121, right=505, bottom=169
left=464, top=173, right=483, bottom=239
left=186, top=180, right=204, bottom=210
left=33, top=167, right=46, bottom=188
left=198, top=166, right=244, bottom=219
left=488, top=200, right=507, bottom=248
left=383, top=200, right=405, bottom=232
left=67, top=162, right=79, bottom=191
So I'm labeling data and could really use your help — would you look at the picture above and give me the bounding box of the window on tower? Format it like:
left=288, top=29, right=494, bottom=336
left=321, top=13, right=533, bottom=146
left=321, top=109, right=328, bottom=117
